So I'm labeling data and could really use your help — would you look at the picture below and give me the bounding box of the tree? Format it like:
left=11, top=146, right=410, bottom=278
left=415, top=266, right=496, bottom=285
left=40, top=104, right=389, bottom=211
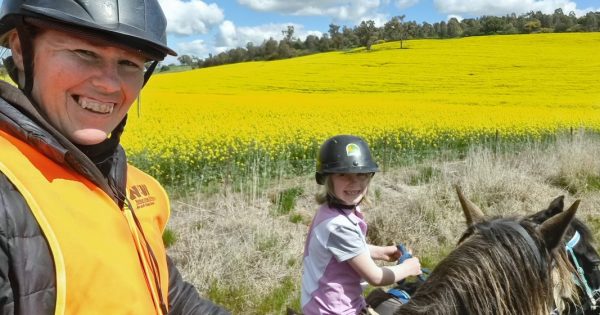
left=523, top=19, right=541, bottom=33
left=177, top=54, right=194, bottom=67
left=461, top=18, right=482, bottom=36
left=447, top=17, right=463, bottom=37
left=420, top=22, right=435, bottom=38
left=583, top=12, right=598, bottom=31
left=246, top=42, right=258, bottom=60
left=355, top=20, right=378, bottom=50
left=263, top=37, right=278, bottom=60
left=383, top=15, right=406, bottom=48
left=328, top=23, right=343, bottom=50
left=481, top=16, right=505, bottom=34
left=318, top=34, right=331, bottom=52
left=277, top=40, right=293, bottom=58
left=304, top=35, right=320, bottom=52
left=342, top=26, right=358, bottom=48
left=282, top=25, right=295, bottom=42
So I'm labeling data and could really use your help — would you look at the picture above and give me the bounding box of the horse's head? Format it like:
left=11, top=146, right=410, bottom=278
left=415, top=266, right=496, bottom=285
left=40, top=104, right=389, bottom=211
left=395, top=187, right=580, bottom=315
left=455, top=186, right=579, bottom=314
left=529, top=196, right=600, bottom=275
left=528, top=196, right=600, bottom=312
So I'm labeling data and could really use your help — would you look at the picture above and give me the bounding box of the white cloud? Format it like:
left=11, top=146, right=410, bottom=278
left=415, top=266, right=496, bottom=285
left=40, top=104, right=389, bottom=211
left=237, top=0, right=382, bottom=22
left=176, top=39, right=210, bottom=58
left=361, top=13, right=390, bottom=27
left=158, top=0, right=225, bottom=36
left=395, top=0, right=421, bottom=9
left=215, top=20, right=323, bottom=52
left=433, top=0, right=596, bottom=18
left=447, top=14, right=464, bottom=22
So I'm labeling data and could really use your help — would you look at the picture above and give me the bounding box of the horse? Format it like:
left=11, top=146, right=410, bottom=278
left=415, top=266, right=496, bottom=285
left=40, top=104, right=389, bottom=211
left=383, top=186, right=580, bottom=315
left=527, top=195, right=600, bottom=314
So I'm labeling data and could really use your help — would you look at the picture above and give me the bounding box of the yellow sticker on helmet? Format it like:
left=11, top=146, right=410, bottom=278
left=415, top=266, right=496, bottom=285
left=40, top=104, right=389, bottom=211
left=346, top=143, right=361, bottom=157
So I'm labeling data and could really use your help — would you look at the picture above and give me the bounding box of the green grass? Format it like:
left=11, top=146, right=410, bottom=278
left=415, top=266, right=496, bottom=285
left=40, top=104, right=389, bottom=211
left=162, top=228, right=177, bottom=248
left=273, top=187, right=304, bottom=216
left=207, top=276, right=300, bottom=315
left=407, top=165, right=442, bottom=185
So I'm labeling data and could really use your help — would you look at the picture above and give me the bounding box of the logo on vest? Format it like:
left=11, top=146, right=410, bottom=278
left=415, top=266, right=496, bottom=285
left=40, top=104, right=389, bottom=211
left=129, top=184, right=156, bottom=209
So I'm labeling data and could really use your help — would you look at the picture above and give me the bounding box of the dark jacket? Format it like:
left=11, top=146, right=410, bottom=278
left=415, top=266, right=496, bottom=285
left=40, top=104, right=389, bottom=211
left=0, top=81, right=229, bottom=315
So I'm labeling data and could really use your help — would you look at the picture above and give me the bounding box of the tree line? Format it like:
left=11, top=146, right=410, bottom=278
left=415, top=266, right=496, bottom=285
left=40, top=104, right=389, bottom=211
left=170, top=9, right=600, bottom=71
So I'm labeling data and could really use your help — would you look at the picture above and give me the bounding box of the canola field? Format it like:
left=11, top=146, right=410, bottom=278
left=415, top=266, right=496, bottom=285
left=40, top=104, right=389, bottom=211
left=124, top=33, right=600, bottom=188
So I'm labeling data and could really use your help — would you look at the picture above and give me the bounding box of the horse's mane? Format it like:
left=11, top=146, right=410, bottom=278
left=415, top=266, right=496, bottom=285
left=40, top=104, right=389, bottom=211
left=396, top=217, right=567, bottom=315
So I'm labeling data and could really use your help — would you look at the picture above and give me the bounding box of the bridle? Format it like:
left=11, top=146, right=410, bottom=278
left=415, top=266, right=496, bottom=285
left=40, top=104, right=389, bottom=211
left=565, top=231, right=599, bottom=312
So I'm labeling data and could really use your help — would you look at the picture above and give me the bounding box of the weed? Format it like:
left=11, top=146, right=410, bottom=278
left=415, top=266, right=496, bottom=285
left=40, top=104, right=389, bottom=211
left=256, top=276, right=300, bottom=314
left=289, top=212, right=304, bottom=224
left=274, top=187, right=304, bottom=216
left=162, top=228, right=177, bottom=248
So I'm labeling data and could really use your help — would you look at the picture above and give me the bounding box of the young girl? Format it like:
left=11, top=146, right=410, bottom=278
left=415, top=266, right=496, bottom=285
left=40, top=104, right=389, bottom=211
left=301, top=135, right=422, bottom=315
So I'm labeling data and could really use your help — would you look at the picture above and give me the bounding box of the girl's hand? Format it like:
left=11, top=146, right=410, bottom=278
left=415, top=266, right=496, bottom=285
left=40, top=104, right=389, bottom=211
left=399, top=257, right=422, bottom=277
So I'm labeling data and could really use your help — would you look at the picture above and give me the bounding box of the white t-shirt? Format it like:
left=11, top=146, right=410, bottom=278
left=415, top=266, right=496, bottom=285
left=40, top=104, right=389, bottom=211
left=301, top=204, right=369, bottom=315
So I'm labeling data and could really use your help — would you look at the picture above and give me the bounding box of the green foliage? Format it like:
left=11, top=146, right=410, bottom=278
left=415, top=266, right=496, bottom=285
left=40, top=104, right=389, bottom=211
left=585, top=175, right=600, bottom=191
left=407, top=165, right=441, bottom=185
left=548, top=173, right=600, bottom=194
left=207, top=277, right=301, bottom=315
left=289, top=212, right=304, bottom=224
left=255, top=276, right=300, bottom=314
left=206, top=280, right=247, bottom=313
left=586, top=215, right=600, bottom=245
left=374, top=187, right=382, bottom=202
left=256, top=234, right=279, bottom=253
left=162, top=228, right=177, bottom=248
left=273, top=187, right=304, bottom=216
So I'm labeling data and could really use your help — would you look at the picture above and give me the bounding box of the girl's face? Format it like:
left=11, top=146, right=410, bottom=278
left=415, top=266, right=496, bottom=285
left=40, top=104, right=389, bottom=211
left=330, top=173, right=371, bottom=206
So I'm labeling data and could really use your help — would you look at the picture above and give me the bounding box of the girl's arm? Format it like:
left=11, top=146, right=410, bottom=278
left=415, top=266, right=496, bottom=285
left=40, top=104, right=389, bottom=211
left=348, top=252, right=422, bottom=286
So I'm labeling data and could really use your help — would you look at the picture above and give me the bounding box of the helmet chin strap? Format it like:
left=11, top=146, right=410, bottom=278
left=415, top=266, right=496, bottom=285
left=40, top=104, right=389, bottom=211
left=327, top=194, right=364, bottom=210
left=15, top=18, right=35, bottom=96
left=143, top=60, right=158, bottom=86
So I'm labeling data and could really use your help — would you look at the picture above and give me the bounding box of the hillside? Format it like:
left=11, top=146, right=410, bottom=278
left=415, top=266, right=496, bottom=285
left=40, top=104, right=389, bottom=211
left=125, top=33, right=600, bottom=191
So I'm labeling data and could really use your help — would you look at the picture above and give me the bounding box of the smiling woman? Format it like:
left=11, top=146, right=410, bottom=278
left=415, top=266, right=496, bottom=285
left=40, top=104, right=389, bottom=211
left=8, top=28, right=146, bottom=145
left=0, top=0, right=229, bottom=314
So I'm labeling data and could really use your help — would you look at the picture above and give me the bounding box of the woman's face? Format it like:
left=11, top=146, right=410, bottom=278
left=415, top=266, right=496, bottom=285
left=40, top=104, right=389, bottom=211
left=330, top=173, right=371, bottom=206
left=9, top=29, right=146, bottom=145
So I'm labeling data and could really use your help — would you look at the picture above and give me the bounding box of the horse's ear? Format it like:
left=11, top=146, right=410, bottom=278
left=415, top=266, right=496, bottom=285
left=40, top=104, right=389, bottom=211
left=455, top=185, right=485, bottom=226
left=546, top=195, right=565, bottom=216
left=539, top=200, right=580, bottom=250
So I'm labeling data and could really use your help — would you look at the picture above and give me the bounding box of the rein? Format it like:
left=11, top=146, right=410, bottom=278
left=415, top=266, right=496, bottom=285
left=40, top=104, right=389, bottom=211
left=565, top=231, right=599, bottom=311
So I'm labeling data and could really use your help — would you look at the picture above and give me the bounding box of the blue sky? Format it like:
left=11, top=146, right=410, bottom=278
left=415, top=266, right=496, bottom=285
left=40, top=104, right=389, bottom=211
left=160, top=0, right=600, bottom=64
left=1, top=0, right=597, bottom=64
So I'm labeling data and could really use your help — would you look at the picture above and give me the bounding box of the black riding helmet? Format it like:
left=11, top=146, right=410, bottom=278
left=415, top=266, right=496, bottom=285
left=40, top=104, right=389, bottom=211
left=315, top=135, right=379, bottom=185
left=0, top=0, right=177, bottom=93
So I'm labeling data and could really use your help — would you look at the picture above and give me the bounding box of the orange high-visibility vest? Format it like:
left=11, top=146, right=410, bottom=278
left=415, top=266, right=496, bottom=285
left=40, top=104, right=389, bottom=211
left=0, top=129, right=170, bottom=315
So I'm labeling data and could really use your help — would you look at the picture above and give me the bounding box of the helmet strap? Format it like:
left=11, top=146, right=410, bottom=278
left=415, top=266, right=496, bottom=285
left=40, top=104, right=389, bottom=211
left=15, top=18, right=35, bottom=96
left=327, top=194, right=364, bottom=210
left=143, top=60, right=159, bottom=86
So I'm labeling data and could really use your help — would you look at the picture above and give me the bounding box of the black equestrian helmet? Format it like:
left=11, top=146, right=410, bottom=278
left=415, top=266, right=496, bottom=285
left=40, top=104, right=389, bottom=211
left=315, top=135, right=379, bottom=185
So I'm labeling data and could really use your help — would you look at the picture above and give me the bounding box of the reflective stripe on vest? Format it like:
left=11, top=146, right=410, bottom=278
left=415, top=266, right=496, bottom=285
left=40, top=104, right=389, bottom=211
left=0, top=129, right=170, bottom=315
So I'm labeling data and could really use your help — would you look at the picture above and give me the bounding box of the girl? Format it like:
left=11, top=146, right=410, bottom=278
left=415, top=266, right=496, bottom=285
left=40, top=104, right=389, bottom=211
left=301, top=135, right=422, bottom=315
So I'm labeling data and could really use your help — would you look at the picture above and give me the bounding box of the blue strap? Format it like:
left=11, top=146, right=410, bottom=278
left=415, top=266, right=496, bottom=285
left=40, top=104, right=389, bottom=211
left=396, top=244, right=429, bottom=282
left=566, top=231, right=580, bottom=249
left=565, top=231, right=597, bottom=309
left=387, top=288, right=410, bottom=304
left=397, top=244, right=412, bottom=264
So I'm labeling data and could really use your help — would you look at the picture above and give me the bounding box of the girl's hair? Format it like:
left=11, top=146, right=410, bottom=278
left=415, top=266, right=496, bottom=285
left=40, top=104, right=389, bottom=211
left=315, top=174, right=373, bottom=206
